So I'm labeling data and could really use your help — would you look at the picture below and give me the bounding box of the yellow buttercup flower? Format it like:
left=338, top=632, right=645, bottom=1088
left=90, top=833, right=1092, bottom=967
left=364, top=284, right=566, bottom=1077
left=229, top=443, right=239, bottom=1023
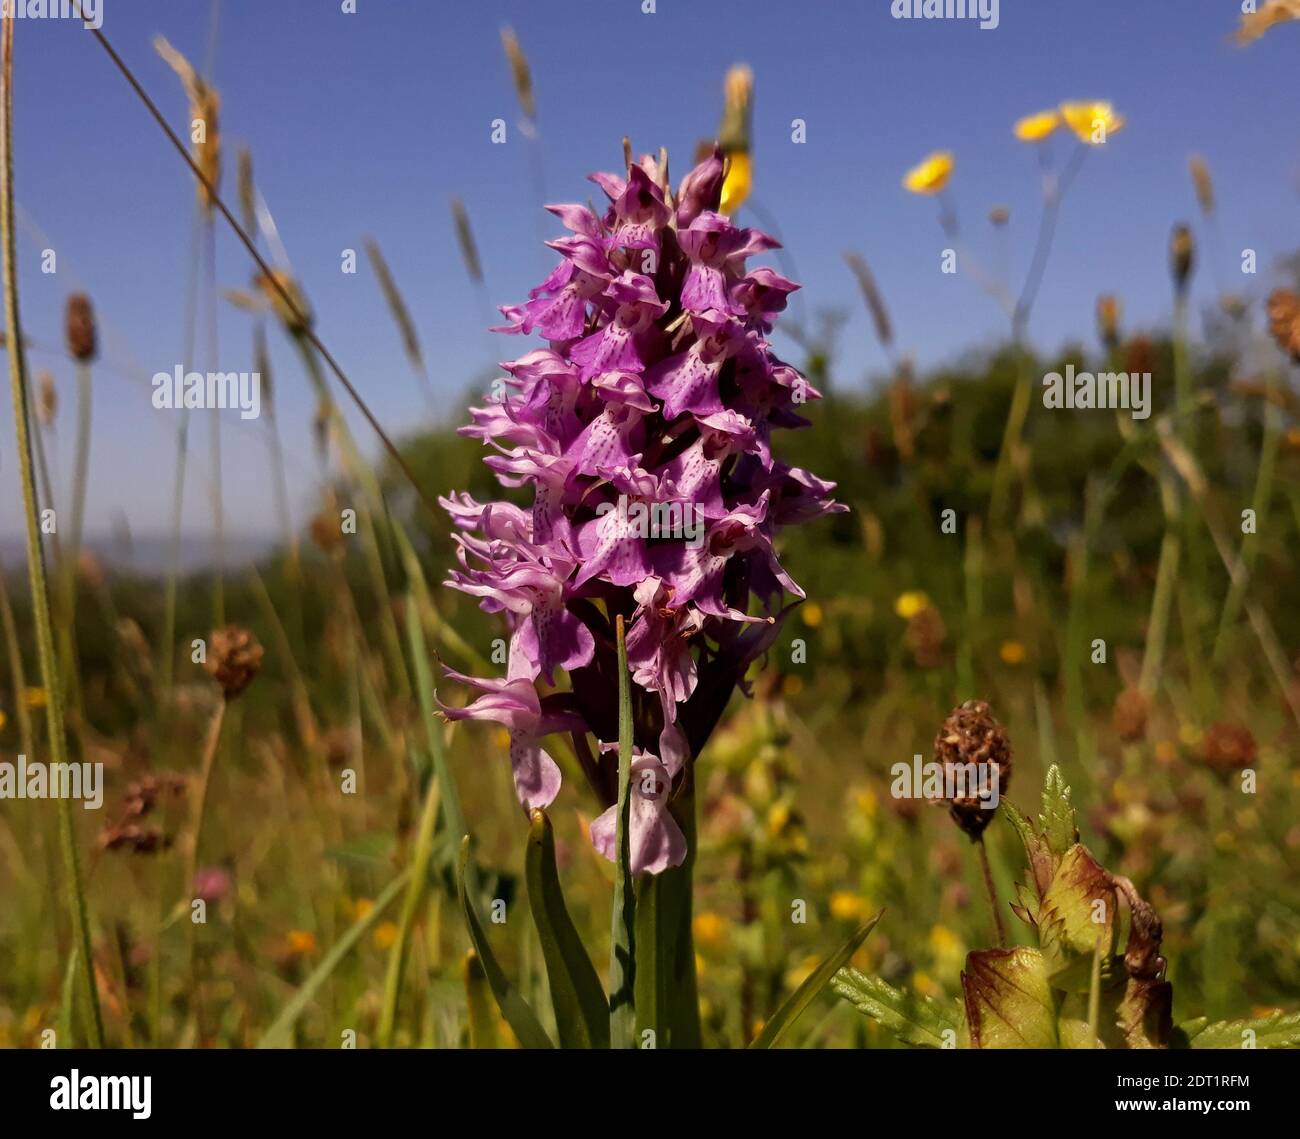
left=829, top=891, right=870, bottom=923
left=1014, top=110, right=1060, bottom=143
left=999, top=640, right=1027, bottom=665
left=903, top=151, right=953, bottom=195
left=285, top=929, right=318, bottom=956
left=720, top=149, right=752, bottom=215
left=1059, top=101, right=1125, bottom=145
left=801, top=601, right=823, bottom=628
left=693, top=911, right=730, bottom=948
left=894, top=590, right=930, bottom=620
left=373, top=920, right=399, bottom=951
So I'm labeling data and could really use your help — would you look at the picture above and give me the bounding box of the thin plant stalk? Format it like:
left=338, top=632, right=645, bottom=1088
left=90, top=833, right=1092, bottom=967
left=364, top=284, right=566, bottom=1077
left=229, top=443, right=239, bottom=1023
left=0, top=569, right=35, bottom=759
left=976, top=837, right=1007, bottom=948
left=609, top=614, right=636, bottom=1048
left=0, top=12, right=103, bottom=1047
left=377, top=750, right=442, bottom=1047
left=182, top=697, right=228, bottom=912
left=1213, top=381, right=1281, bottom=660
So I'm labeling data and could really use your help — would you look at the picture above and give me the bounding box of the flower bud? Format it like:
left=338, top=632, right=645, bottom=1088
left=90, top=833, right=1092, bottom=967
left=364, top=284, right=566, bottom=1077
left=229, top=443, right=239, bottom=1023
left=1096, top=294, right=1121, bottom=353
left=1169, top=223, right=1195, bottom=295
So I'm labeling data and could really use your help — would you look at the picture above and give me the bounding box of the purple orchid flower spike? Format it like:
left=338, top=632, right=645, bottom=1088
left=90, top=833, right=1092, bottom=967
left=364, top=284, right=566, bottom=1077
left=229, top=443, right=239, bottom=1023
left=440, top=149, right=842, bottom=873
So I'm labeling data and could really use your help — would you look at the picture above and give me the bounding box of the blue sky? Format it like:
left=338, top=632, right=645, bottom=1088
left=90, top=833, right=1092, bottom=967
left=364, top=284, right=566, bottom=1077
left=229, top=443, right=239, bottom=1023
left=1, top=0, right=1297, bottom=542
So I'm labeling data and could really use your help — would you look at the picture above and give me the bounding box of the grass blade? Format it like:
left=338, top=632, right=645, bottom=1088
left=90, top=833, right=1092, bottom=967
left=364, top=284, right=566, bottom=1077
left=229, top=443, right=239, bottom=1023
left=750, top=911, right=883, bottom=1049
left=257, top=868, right=410, bottom=1048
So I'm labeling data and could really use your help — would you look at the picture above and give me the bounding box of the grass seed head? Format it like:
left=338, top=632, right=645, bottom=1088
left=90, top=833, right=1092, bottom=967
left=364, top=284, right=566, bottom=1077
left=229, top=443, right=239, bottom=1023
left=204, top=625, right=264, bottom=699
left=65, top=292, right=97, bottom=362
left=1266, top=288, right=1300, bottom=363
left=1169, top=223, right=1196, bottom=295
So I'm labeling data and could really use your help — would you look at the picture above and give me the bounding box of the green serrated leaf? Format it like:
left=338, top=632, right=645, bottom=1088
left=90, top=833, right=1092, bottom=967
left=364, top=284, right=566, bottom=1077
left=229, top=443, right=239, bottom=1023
left=1039, top=765, right=1078, bottom=856
left=750, top=911, right=882, bottom=1049
left=525, top=809, right=609, bottom=1048
left=1188, top=1010, right=1300, bottom=1049
left=456, top=836, right=553, bottom=1049
left=831, top=967, right=958, bottom=1048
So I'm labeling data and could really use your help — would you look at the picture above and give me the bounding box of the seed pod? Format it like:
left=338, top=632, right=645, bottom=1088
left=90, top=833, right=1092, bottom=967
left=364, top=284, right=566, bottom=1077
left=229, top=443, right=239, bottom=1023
left=500, top=26, right=535, bottom=124
left=1188, top=155, right=1214, bottom=216
left=1112, top=687, right=1148, bottom=743
left=934, top=699, right=1012, bottom=840
left=450, top=197, right=483, bottom=285
left=1201, top=721, right=1257, bottom=775
left=1266, top=288, right=1300, bottom=363
left=844, top=251, right=893, bottom=351
left=65, top=293, right=97, bottom=362
left=1169, top=223, right=1195, bottom=295
left=905, top=605, right=946, bottom=669
left=204, top=625, right=264, bottom=699
left=256, top=270, right=312, bottom=338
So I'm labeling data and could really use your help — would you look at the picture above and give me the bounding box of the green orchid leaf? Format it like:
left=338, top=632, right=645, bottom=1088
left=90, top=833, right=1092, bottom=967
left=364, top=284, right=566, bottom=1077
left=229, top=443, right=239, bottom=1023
left=464, top=950, right=502, bottom=1049
left=832, top=967, right=958, bottom=1048
left=750, top=911, right=882, bottom=1049
left=634, top=779, right=703, bottom=1049
left=525, top=809, right=609, bottom=1048
left=960, top=947, right=1058, bottom=1048
left=456, top=836, right=554, bottom=1049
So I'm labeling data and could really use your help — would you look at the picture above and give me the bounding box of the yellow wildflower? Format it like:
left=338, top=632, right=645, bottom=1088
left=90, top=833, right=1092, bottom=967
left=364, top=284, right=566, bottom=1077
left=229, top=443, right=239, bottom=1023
left=999, top=640, right=1027, bottom=665
left=1014, top=109, right=1060, bottom=142
left=781, top=673, right=804, bottom=698
left=853, top=786, right=878, bottom=819
left=373, top=921, right=399, bottom=951
left=353, top=897, right=375, bottom=922
left=20, top=687, right=48, bottom=710
left=912, top=970, right=941, bottom=999
left=894, top=590, right=930, bottom=620
left=720, top=149, right=752, bottom=215
left=1178, top=723, right=1204, bottom=748
left=1059, top=101, right=1125, bottom=145
left=801, top=601, right=823, bottom=628
left=285, top=929, right=318, bottom=956
left=903, top=151, right=954, bottom=195
left=693, top=911, right=729, bottom=948
left=829, top=891, right=870, bottom=923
